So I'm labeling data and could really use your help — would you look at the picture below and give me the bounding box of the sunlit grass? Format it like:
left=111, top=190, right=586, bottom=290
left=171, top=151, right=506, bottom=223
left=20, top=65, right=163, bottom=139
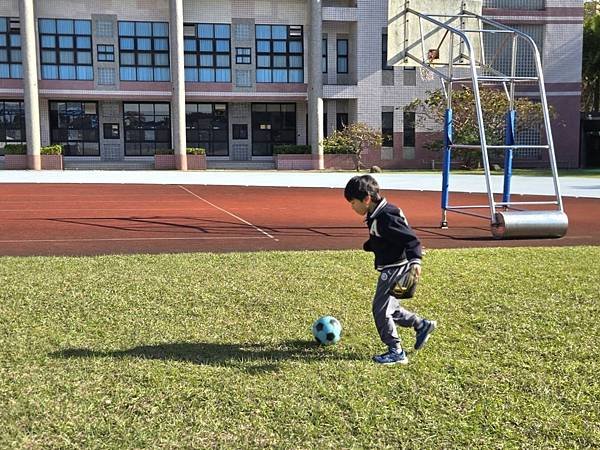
left=1, top=247, right=599, bottom=448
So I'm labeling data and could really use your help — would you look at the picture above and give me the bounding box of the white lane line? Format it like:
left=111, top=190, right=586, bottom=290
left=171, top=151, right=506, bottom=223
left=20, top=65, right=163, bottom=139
left=178, top=185, right=278, bottom=241
left=0, top=236, right=269, bottom=244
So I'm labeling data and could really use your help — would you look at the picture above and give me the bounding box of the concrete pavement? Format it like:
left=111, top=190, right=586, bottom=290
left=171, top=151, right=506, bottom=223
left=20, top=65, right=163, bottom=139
left=0, top=170, right=598, bottom=198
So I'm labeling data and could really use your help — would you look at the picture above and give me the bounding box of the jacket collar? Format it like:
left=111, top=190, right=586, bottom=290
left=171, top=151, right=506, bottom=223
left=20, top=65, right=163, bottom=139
left=367, top=198, right=387, bottom=220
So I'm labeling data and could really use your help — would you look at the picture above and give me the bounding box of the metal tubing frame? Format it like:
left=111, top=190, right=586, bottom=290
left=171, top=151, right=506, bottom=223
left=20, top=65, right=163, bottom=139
left=402, top=7, right=565, bottom=228
left=450, top=144, right=549, bottom=149
left=503, top=110, right=516, bottom=204
left=441, top=108, right=452, bottom=228
left=464, top=11, right=565, bottom=212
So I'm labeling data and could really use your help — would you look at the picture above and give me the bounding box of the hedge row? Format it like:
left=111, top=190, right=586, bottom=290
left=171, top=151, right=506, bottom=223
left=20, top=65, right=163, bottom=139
left=3, top=144, right=63, bottom=155
left=154, top=148, right=206, bottom=155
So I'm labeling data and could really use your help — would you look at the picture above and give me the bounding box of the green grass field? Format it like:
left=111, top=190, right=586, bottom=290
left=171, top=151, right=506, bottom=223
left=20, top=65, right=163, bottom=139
left=2, top=247, right=599, bottom=449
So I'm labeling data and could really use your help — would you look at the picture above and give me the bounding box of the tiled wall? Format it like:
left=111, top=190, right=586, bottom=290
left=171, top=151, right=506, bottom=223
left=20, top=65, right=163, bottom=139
left=34, top=0, right=169, bottom=20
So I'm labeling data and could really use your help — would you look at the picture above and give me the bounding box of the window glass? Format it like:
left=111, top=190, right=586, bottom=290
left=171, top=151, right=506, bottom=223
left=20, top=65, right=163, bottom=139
left=49, top=101, right=99, bottom=156
left=118, top=21, right=170, bottom=81
left=38, top=19, right=92, bottom=80
left=255, top=25, right=303, bottom=83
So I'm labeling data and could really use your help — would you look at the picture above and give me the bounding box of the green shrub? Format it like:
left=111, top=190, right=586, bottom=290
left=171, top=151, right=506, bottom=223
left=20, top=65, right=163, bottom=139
left=40, top=145, right=63, bottom=155
left=323, top=141, right=353, bottom=154
left=186, top=147, right=205, bottom=155
left=155, top=148, right=174, bottom=155
left=3, top=144, right=27, bottom=155
left=272, top=145, right=311, bottom=155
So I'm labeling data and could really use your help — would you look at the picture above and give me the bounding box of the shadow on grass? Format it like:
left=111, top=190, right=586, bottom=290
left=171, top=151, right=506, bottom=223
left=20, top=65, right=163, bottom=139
left=50, top=340, right=362, bottom=373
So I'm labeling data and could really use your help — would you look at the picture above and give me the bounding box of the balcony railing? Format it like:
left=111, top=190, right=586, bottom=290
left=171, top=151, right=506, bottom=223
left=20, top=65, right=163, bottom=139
left=322, top=0, right=357, bottom=7
left=483, top=0, right=545, bottom=10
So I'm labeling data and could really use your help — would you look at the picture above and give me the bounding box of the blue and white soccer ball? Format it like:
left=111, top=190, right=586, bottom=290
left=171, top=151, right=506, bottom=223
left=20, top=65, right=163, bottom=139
left=312, top=316, right=342, bottom=346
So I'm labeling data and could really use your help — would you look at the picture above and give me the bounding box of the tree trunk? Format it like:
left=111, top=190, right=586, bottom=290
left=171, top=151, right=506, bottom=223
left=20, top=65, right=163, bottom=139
left=595, top=76, right=600, bottom=112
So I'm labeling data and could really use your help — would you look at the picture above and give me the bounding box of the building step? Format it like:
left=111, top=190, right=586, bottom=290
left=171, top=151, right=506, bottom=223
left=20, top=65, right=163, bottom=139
left=207, top=160, right=276, bottom=170
left=64, top=160, right=155, bottom=171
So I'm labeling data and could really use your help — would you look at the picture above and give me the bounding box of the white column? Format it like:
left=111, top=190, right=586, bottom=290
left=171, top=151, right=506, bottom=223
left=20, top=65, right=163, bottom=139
left=308, top=0, right=324, bottom=170
left=170, top=0, right=187, bottom=170
left=19, top=0, right=41, bottom=170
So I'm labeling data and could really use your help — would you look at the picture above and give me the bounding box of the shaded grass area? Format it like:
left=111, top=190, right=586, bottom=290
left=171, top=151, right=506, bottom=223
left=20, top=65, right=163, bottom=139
left=1, top=247, right=599, bottom=448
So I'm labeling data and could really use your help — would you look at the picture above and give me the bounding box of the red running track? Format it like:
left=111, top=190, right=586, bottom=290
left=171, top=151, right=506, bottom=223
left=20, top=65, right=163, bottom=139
left=0, top=183, right=598, bottom=257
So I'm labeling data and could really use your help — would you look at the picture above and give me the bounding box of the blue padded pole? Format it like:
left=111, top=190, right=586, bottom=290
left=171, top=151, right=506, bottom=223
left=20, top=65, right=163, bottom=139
left=503, top=110, right=516, bottom=204
left=441, top=108, right=453, bottom=213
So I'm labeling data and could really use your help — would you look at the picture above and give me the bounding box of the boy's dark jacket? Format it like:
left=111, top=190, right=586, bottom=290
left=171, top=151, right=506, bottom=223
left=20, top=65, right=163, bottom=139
left=364, top=198, right=422, bottom=270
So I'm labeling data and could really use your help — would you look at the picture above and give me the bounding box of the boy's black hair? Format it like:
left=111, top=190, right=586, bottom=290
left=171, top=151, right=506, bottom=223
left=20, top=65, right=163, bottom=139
left=344, top=175, right=382, bottom=202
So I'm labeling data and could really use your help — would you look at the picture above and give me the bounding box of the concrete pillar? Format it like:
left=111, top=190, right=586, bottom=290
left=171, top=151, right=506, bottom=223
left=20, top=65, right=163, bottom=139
left=308, top=0, right=324, bottom=170
left=19, top=0, right=41, bottom=170
left=169, top=0, right=187, bottom=170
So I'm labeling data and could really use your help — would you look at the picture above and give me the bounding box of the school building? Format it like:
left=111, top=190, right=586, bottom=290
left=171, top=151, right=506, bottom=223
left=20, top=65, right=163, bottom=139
left=0, top=0, right=584, bottom=170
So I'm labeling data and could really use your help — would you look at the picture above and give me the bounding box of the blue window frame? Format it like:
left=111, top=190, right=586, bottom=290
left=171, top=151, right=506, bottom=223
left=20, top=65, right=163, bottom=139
left=118, top=21, right=170, bottom=81
left=184, top=23, right=231, bottom=83
left=97, top=44, right=115, bottom=62
left=0, top=18, right=23, bottom=79
left=255, top=25, right=303, bottom=83
left=38, top=18, right=93, bottom=80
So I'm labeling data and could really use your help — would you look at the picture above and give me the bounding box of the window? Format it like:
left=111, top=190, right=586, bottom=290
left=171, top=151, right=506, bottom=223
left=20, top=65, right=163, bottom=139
left=49, top=101, right=99, bottom=156
left=184, top=23, right=231, bottom=82
left=185, top=103, right=229, bottom=156
left=403, top=67, right=416, bottom=86
left=232, top=124, right=248, bottom=140
left=403, top=111, right=415, bottom=147
left=322, top=37, right=327, bottom=73
left=103, top=123, right=120, bottom=139
left=382, top=112, right=393, bottom=147
left=123, top=103, right=171, bottom=156
left=251, top=103, right=296, bottom=155
left=255, top=25, right=304, bottom=83
left=235, top=47, right=251, bottom=64
left=336, top=113, right=348, bottom=131
left=382, top=34, right=392, bottom=71
left=0, top=100, right=25, bottom=154
left=337, top=39, right=348, bottom=74
left=0, top=18, right=22, bottom=79
left=118, top=21, right=170, bottom=81
left=97, top=44, right=114, bottom=62
left=39, top=19, right=93, bottom=80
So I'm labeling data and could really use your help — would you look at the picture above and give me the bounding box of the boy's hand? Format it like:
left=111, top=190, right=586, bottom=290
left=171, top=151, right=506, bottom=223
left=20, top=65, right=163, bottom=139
left=412, top=264, right=422, bottom=280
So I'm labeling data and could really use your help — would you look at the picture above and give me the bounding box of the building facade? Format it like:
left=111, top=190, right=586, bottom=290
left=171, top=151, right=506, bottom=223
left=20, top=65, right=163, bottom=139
left=0, top=0, right=584, bottom=170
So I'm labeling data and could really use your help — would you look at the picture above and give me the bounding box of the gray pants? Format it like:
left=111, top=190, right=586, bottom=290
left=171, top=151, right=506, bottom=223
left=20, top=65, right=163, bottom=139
left=372, top=265, right=423, bottom=350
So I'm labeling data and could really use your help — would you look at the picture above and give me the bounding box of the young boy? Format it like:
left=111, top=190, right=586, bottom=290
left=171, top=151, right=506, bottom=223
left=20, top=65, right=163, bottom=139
left=344, top=175, right=436, bottom=365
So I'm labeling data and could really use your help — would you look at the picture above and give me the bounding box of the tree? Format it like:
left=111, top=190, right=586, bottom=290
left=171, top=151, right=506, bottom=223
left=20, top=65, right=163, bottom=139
left=321, top=122, right=383, bottom=171
left=583, top=2, right=600, bottom=112
left=407, top=86, right=553, bottom=169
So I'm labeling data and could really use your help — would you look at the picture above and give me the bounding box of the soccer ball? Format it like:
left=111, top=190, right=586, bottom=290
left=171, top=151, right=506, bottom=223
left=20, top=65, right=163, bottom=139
left=312, top=316, right=342, bottom=346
